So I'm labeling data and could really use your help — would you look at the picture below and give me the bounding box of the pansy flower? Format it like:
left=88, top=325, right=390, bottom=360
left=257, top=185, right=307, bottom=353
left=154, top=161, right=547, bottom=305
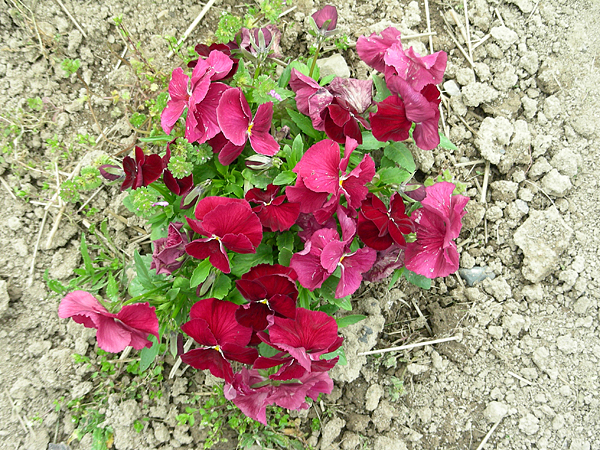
left=311, top=5, right=338, bottom=33
left=121, top=146, right=163, bottom=191
left=288, top=69, right=333, bottom=130
left=286, top=137, right=375, bottom=223
left=356, top=26, right=403, bottom=72
left=405, top=182, right=468, bottom=278
left=290, top=208, right=376, bottom=297
left=150, top=222, right=190, bottom=275
left=235, top=263, right=298, bottom=331
left=58, top=291, right=159, bottom=353
left=357, top=193, right=414, bottom=250
left=181, top=298, right=258, bottom=383
left=254, top=308, right=343, bottom=377
left=362, top=244, right=405, bottom=282
left=188, top=43, right=239, bottom=79
left=384, top=43, right=447, bottom=92
left=185, top=197, right=263, bottom=273
left=245, top=184, right=300, bottom=232
left=216, top=88, right=280, bottom=165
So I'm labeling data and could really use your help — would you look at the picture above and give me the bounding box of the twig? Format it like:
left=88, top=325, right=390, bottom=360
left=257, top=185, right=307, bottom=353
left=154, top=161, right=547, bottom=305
left=424, top=0, right=434, bottom=54
left=45, top=204, right=66, bottom=249
left=441, top=13, right=474, bottom=67
left=454, top=159, right=486, bottom=167
left=54, top=0, right=87, bottom=39
left=114, top=46, right=128, bottom=71
left=526, top=1, right=540, bottom=22
left=167, top=0, right=218, bottom=58
left=278, top=5, right=297, bottom=17
left=494, top=7, right=505, bottom=27
left=77, top=186, right=104, bottom=213
left=472, top=33, right=490, bottom=50
left=28, top=209, right=48, bottom=286
left=411, top=298, right=433, bottom=336
left=449, top=10, right=469, bottom=47
left=169, top=338, right=194, bottom=379
left=0, top=177, right=16, bottom=200
left=463, top=0, right=472, bottom=62
left=4, top=388, right=33, bottom=435
left=475, top=418, right=503, bottom=450
left=480, top=161, right=490, bottom=203
left=508, top=371, right=533, bottom=386
left=357, top=336, right=460, bottom=356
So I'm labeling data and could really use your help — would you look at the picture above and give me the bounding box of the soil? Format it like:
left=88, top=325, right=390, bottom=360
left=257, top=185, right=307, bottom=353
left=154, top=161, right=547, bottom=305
left=1, top=0, right=599, bottom=449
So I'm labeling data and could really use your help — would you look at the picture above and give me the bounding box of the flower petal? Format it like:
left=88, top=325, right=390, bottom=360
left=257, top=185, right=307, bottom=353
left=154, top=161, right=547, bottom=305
left=181, top=347, right=234, bottom=382
left=217, top=88, right=251, bottom=146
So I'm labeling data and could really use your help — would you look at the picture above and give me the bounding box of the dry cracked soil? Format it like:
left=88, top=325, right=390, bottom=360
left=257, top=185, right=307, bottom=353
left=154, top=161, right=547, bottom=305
left=1, top=0, right=600, bottom=449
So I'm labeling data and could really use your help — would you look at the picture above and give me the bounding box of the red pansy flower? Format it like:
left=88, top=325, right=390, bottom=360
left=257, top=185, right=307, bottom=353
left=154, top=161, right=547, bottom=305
left=289, top=69, right=333, bottom=130
left=121, top=146, right=163, bottom=191
left=356, top=26, right=403, bottom=72
left=188, top=43, right=239, bottom=79
left=58, top=291, right=159, bottom=353
left=235, top=264, right=298, bottom=331
left=357, top=193, right=414, bottom=250
left=312, top=5, right=338, bottom=32
left=216, top=88, right=280, bottom=165
left=405, top=182, right=468, bottom=278
left=384, top=43, right=447, bottom=92
left=245, top=184, right=300, bottom=232
left=362, top=244, right=405, bottom=282
left=185, top=197, right=263, bottom=273
left=181, top=298, right=258, bottom=383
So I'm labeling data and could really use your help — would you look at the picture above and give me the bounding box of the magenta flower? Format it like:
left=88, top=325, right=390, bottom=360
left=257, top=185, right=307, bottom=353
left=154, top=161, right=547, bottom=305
left=181, top=298, right=258, bottom=383
left=121, top=146, right=163, bottom=191
left=286, top=138, right=375, bottom=222
left=405, top=182, right=468, bottom=278
left=357, top=193, right=414, bottom=250
left=188, top=43, right=239, bottom=79
left=369, top=94, right=412, bottom=143
left=291, top=208, right=376, bottom=297
left=58, top=291, right=159, bottom=353
left=185, top=197, right=263, bottom=273
left=289, top=69, right=333, bottom=130
left=150, top=222, right=189, bottom=275
left=384, top=43, right=447, bottom=92
left=235, top=264, right=298, bottom=331
left=356, top=26, right=403, bottom=72
left=245, top=184, right=300, bottom=232
left=224, top=368, right=333, bottom=425
left=257, top=308, right=343, bottom=374
left=362, top=244, right=406, bottom=282
left=387, top=77, right=442, bottom=150
left=312, top=5, right=338, bottom=32
left=216, top=88, right=280, bottom=165
left=161, top=50, right=233, bottom=143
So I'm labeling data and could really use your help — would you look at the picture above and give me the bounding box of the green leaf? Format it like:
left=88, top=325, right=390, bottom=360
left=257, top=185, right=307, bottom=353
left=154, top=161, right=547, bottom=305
left=133, top=250, right=154, bottom=289
left=258, top=342, right=280, bottom=357
left=139, top=334, right=160, bottom=372
left=211, top=273, right=232, bottom=299
left=439, top=132, right=458, bottom=150
left=130, top=112, right=147, bottom=128
left=319, top=74, right=335, bottom=86
left=357, top=131, right=387, bottom=150
left=372, top=73, right=392, bottom=102
left=278, top=248, right=293, bottom=266
left=278, top=65, right=292, bottom=88
left=286, top=108, right=321, bottom=140
left=106, top=273, right=119, bottom=302
left=43, top=269, right=67, bottom=294
left=273, top=170, right=297, bottom=186
left=404, top=269, right=432, bottom=290
left=190, top=259, right=212, bottom=288
left=383, top=142, right=416, bottom=172
left=289, top=61, right=310, bottom=77
left=230, top=243, right=274, bottom=277
left=289, top=133, right=304, bottom=169
left=277, top=231, right=295, bottom=265
left=91, top=427, right=109, bottom=450
left=336, top=314, right=366, bottom=328
left=388, top=268, right=404, bottom=288
left=378, top=167, right=412, bottom=185
left=331, top=296, right=352, bottom=311
left=320, top=346, right=347, bottom=365
left=80, top=234, right=94, bottom=275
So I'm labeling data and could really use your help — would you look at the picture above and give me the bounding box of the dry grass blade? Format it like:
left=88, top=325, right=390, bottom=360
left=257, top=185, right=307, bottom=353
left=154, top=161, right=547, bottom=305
left=167, top=0, right=218, bottom=58
left=53, top=0, right=88, bottom=38
left=357, top=336, right=460, bottom=356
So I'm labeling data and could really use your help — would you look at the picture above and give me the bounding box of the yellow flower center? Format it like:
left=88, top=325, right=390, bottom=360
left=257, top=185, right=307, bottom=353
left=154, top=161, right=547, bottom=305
left=214, top=345, right=220, bottom=352
left=247, top=122, right=254, bottom=136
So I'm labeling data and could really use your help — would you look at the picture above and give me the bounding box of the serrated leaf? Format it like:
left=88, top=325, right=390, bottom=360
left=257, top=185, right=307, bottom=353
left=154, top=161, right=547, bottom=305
left=383, top=142, right=416, bottom=172
left=286, top=108, right=320, bottom=140
left=320, top=346, right=347, bottom=365
left=357, top=131, right=387, bottom=150
left=404, top=269, right=432, bottom=290
left=139, top=334, right=160, bottom=372
left=273, top=170, right=297, bottom=185
left=336, top=314, right=366, bottom=328
left=190, top=259, right=212, bottom=288
left=378, top=167, right=412, bottom=185
left=439, top=132, right=458, bottom=150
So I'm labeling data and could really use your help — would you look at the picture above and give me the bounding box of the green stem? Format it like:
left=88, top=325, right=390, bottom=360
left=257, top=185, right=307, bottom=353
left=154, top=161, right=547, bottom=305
left=121, top=283, right=172, bottom=307
left=308, top=40, right=323, bottom=79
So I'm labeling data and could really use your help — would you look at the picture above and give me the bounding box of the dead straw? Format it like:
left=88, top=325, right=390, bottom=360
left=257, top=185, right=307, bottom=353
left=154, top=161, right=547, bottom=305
left=357, top=335, right=460, bottom=356
left=54, top=0, right=88, bottom=39
left=424, top=0, right=434, bottom=54
left=475, top=417, right=503, bottom=450
left=167, top=0, right=218, bottom=58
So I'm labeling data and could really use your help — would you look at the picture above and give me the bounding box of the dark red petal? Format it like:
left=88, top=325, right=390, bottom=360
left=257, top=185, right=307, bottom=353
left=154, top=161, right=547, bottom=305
left=181, top=318, right=218, bottom=346
left=221, top=343, right=258, bottom=364
left=256, top=202, right=300, bottom=232
left=141, top=154, right=164, bottom=186
left=242, top=263, right=298, bottom=282
left=370, top=95, right=412, bottom=142
left=235, top=302, right=270, bottom=330
left=189, top=298, right=252, bottom=346
left=268, top=294, right=297, bottom=319
left=217, top=88, right=251, bottom=146
left=358, top=213, right=393, bottom=250
left=116, top=302, right=159, bottom=340
left=181, top=348, right=234, bottom=382
left=236, top=279, right=268, bottom=301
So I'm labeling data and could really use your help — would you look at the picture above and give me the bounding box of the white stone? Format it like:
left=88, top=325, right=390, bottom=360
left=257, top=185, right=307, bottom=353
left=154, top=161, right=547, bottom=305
left=483, top=402, right=509, bottom=423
